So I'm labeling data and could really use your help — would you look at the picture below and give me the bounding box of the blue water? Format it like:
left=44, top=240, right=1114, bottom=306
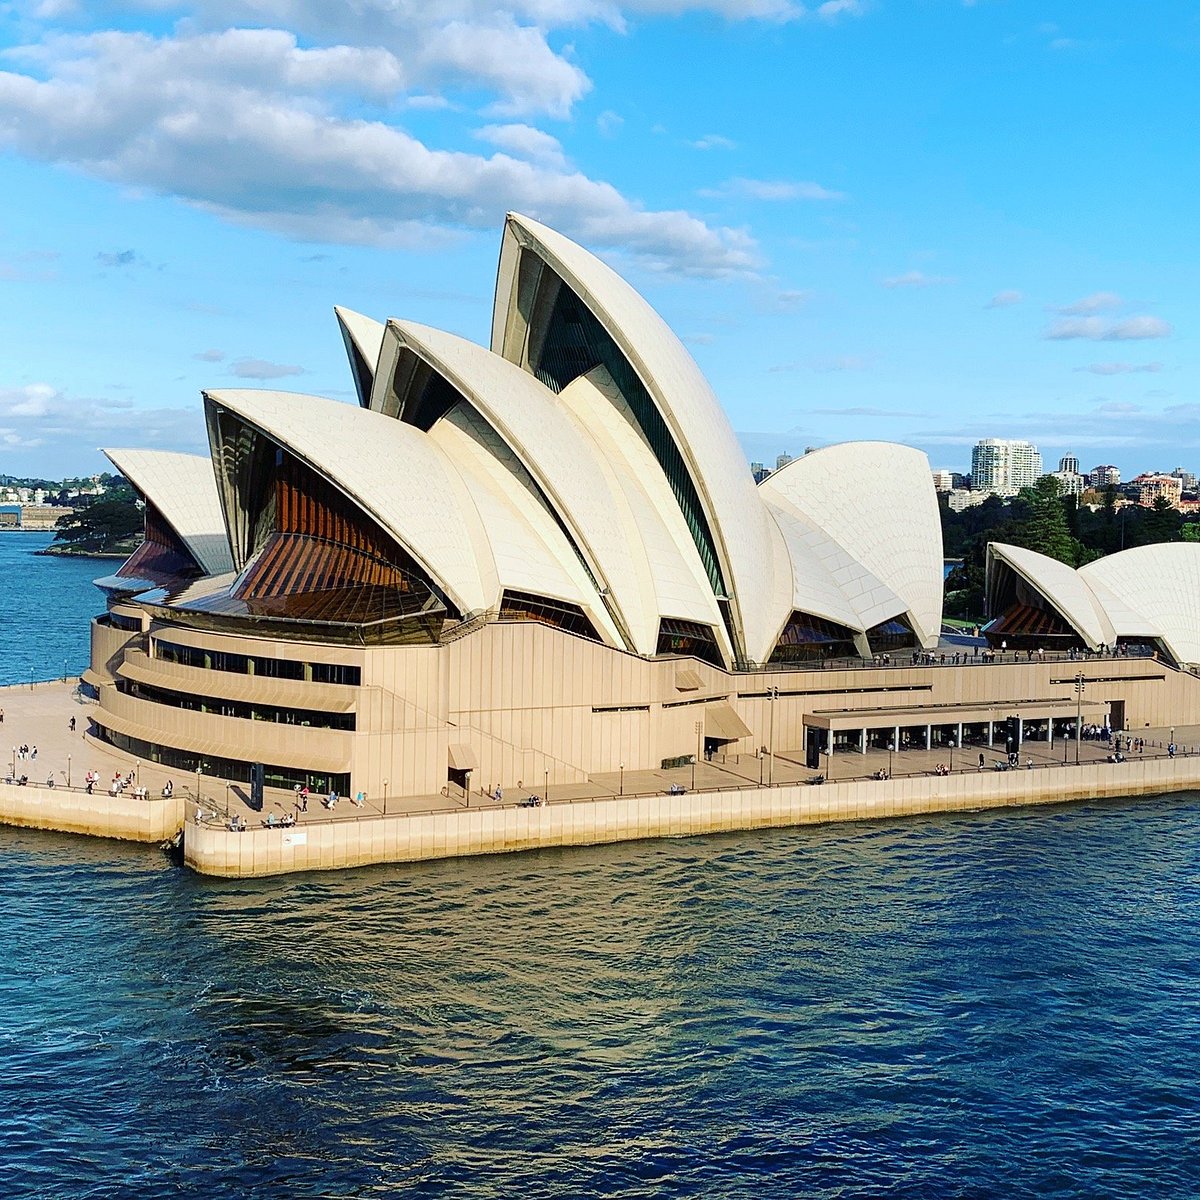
left=0, top=531, right=102, bottom=685
left=4, top=541, right=1200, bottom=1197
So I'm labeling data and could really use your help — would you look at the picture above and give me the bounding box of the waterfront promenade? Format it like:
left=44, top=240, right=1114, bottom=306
left=4, top=675, right=1200, bottom=875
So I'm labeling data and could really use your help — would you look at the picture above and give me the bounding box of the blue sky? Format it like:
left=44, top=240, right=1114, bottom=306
left=0, top=0, right=1195, bottom=479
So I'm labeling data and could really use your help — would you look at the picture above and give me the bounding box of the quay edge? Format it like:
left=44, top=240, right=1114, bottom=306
left=183, top=756, right=1200, bottom=879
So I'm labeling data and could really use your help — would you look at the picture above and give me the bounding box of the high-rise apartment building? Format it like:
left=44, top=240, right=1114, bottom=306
left=1049, top=452, right=1084, bottom=496
left=1090, top=465, right=1120, bottom=487
left=970, top=439, right=1042, bottom=497
left=931, top=469, right=954, bottom=493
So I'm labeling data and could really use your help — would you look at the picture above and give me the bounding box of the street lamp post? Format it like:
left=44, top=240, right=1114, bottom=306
left=767, top=687, right=779, bottom=785
left=383, top=779, right=389, bottom=816
left=693, top=720, right=702, bottom=790
left=195, top=765, right=202, bottom=808
left=619, top=761, right=624, bottom=796
left=67, top=754, right=71, bottom=788
left=948, top=736, right=955, bottom=773
left=887, top=739, right=895, bottom=779
left=1074, top=673, right=1085, bottom=766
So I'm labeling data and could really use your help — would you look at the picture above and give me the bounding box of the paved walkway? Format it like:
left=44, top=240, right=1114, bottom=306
left=4, top=679, right=1196, bottom=836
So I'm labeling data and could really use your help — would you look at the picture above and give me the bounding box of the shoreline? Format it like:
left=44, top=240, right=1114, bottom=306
left=2, top=748, right=1196, bottom=875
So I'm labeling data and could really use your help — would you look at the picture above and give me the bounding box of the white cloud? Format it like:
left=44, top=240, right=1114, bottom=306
left=1077, top=362, right=1162, bottom=376
left=1053, top=290, right=1123, bottom=315
left=474, top=122, right=567, bottom=168
left=985, top=289, right=1023, bottom=308
left=700, top=177, right=846, bottom=201
left=0, top=28, right=759, bottom=277
left=596, top=109, right=623, bottom=137
left=1045, top=316, right=1172, bottom=341
left=883, top=270, right=955, bottom=288
left=231, top=358, right=305, bottom=379
left=816, top=0, right=864, bottom=18
left=193, top=348, right=225, bottom=362
left=0, top=381, right=205, bottom=466
left=691, top=133, right=737, bottom=150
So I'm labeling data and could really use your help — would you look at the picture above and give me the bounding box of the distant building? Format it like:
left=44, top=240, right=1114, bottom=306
left=1170, top=466, right=1197, bottom=493
left=1047, top=454, right=1084, bottom=497
left=776, top=453, right=794, bottom=471
left=1047, top=470, right=1084, bottom=496
left=947, top=489, right=988, bottom=512
left=1090, top=464, right=1121, bottom=488
left=931, top=469, right=955, bottom=493
left=19, top=504, right=69, bottom=530
left=1133, top=474, right=1183, bottom=508
left=971, top=439, right=1042, bottom=497
left=750, top=462, right=772, bottom=484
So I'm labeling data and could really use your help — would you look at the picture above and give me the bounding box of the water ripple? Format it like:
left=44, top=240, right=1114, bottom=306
left=3, top=798, right=1200, bottom=1197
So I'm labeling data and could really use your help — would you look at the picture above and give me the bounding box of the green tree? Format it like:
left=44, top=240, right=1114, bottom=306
left=1009, top=476, right=1083, bottom=565
left=52, top=499, right=143, bottom=552
left=1139, top=495, right=1182, bottom=545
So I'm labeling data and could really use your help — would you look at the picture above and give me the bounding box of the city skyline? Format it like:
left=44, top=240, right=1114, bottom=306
left=0, top=1, right=1196, bottom=477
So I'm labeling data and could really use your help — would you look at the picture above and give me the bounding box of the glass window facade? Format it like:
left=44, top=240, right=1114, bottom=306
left=768, top=612, right=858, bottom=664
left=866, top=616, right=918, bottom=655
left=499, top=590, right=600, bottom=641
left=117, top=680, right=355, bottom=731
left=655, top=618, right=724, bottom=667
left=152, top=637, right=362, bottom=686
left=95, top=724, right=349, bottom=796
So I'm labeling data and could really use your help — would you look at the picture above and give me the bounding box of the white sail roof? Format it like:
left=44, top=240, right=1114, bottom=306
left=988, top=543, right=1115, bottom=648
left=1081, top=543, right=1200, bottom=665
left=761, top=443, right=944, bottom=646
left=203, top=389, right=498, bottom=617
left=102, top=447, right=233, bottom=576
left=334, top=306, right=386, bottom=406
left=493, top=211, right=791, bottom=663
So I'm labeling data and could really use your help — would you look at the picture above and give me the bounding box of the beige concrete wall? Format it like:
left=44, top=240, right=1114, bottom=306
left=101, top=684, right=354, bottom=771
left=184, top=754, right=1200, bottom=878
left=0, top=781, right=184, bottom=842
left=90, top=605, right=1200, bottom=806
left=90, top=616, right=142, bottom=683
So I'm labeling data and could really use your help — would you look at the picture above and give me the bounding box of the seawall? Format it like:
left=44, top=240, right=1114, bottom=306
left=184, top=756, right=1200, bottom=878
left=0, top=782, right=184, bottom=843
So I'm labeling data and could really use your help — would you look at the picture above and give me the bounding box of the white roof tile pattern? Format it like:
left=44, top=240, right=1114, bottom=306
left=1081, top=543, right=1200, bottom=665
left=385, top=320, right=661, bottom=654
left=203, top=389, right=498, bottom=616
left=558, top=366, right=733, bottom=659
left=761, top=443, right=944, bottom=646
left=427, top=403, right=623, bottom=646
left=102, top=448, right=233, bottom=576
left=493, top=211, right=791, bottom=664
left=763, top=493, right=904, bottom=634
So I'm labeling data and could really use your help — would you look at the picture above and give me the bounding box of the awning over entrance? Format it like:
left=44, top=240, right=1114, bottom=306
left=448, top=743, right=479, bottom=771
left=675, top=669, right=703, bottom=691
left=705, top=702, right=752, bottom=741
left=804, top=697, right=1109, bottom=733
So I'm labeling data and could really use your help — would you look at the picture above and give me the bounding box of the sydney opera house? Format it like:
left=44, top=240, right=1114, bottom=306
left=82, top=213, right=1197, bottom=806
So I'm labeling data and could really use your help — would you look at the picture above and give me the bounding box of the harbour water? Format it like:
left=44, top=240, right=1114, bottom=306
left=0, top=531, right=100, bottom=686
left=3, top=539, right=1200, bottom=1196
